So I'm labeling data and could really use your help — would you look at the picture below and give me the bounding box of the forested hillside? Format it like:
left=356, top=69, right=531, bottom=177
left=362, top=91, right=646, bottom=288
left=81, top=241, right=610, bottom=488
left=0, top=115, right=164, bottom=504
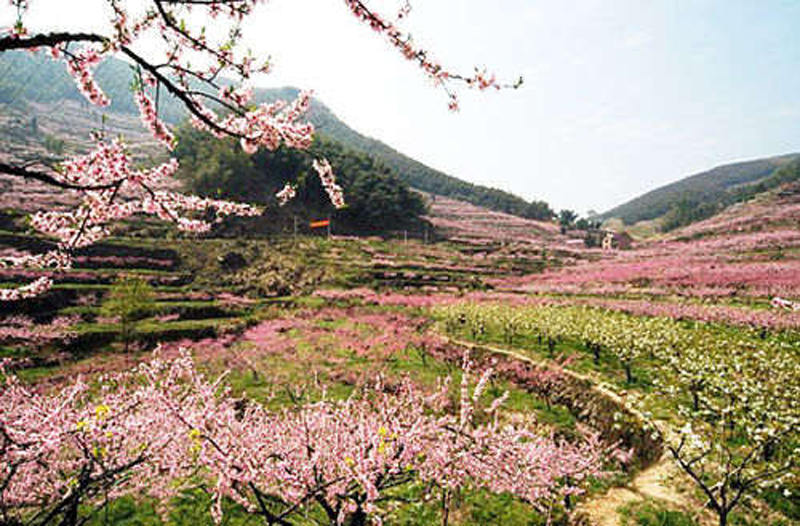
left=175, top=125, right=428, bottom=234
left=0, top=51, right=541, bottom=217
left=601, top=153, right=800, bottom=226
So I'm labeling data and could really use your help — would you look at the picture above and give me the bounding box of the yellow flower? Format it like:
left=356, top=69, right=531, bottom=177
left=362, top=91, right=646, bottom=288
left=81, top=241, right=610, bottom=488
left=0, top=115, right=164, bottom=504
left=76, top=420, right=88, bottom=432
left=95, top=405, right=110, bottom=420
left=344, top=456, right=355, bottom=466
left=378, top=426, right=388, bottom=437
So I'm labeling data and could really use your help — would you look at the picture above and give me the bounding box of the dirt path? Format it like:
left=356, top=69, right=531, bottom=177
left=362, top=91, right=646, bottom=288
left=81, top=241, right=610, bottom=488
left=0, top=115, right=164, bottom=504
left=576, top=453, right=702, bottom=526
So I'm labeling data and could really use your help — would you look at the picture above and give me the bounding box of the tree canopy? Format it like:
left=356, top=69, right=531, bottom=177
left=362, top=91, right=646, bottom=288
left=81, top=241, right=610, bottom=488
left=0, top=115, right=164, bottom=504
left=175, top=126, right=428, bottom=234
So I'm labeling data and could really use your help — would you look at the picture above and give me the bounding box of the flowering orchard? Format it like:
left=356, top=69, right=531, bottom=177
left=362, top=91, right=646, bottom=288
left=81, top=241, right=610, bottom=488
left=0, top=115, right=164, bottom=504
left=0, top=348, right=615, bottom=526
left=437, top=301, right=799, bottom=526
left=0, top=0, right=514, bottom=301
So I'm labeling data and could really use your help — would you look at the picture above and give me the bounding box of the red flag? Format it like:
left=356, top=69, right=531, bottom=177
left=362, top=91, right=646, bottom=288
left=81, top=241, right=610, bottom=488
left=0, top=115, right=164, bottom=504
left=309, top=219, right=330, bottom=228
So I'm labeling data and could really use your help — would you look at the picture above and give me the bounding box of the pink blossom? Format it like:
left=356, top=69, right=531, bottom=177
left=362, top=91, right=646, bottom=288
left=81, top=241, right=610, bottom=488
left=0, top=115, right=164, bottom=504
left=134, top=89, right=175, bottom=150
left=313, top=158, right=345, bottom=208
left=275, top=182, right=297, bottom=206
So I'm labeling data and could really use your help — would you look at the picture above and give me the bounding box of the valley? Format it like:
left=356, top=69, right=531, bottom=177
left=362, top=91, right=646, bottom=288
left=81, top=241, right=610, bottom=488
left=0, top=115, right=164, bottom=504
left=1, top=19, right=798, bottom=526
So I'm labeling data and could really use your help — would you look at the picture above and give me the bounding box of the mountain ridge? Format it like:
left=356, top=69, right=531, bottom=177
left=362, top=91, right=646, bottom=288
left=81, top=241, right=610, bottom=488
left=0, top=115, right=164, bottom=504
left=0, top=50, right=539, bottom=218
left=601, top=152, right=800, bottom=226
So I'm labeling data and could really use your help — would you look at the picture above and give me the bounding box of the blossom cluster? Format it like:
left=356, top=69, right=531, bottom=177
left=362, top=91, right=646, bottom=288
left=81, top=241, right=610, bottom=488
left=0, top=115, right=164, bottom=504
left=342, top=0, right=508, bottom=111
left=0, top=348, right=614, bottom=525
left=771, top=296, right=800, bottom=311
left=134, top=89, right=175, bottom=150
left=62, top=46, right=110, bottom=107
left=2, top=137, right=259, bottom=299
left=515, top=253, right=800, bottom=300
left=0, top=314, right=78, bottom=347
left=313, top=158, right=345, bottom=208
left=0, top=276, right=52, bottom=301
left=275, top=182, right=297, bottom=206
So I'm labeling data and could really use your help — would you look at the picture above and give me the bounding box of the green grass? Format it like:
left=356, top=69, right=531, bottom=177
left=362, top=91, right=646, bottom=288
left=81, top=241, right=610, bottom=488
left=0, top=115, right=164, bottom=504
left=61, top=300, right=249, bottom=320
left=74, top=317, right=243, bottom=335
left=78, top=485, right=564, bottom=526
left=618, top=501, right=697, bottom=526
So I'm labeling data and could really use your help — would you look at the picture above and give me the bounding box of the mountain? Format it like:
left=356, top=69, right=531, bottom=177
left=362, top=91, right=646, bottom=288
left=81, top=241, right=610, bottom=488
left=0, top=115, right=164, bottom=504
left=0, top=50, right=537, bottom=217
left=601, top=153, right=800, bottom=226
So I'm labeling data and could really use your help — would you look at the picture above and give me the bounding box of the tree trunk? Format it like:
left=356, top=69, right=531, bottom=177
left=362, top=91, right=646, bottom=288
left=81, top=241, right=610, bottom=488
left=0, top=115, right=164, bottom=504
left=346, top=508, right=368, bottom=526
left=624, top=363, right=633, bottom=384
left=441, top=489, right=451, bottom=526
left=57, top=494, right=80, bottom=526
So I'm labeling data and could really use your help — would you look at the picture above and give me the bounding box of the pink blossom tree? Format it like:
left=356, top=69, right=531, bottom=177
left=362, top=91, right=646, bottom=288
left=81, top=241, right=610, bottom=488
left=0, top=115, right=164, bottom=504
left=1, top=349, right=615, bottom=526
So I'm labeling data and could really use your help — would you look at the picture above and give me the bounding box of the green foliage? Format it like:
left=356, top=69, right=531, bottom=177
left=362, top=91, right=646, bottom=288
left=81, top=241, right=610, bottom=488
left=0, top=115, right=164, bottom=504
left=42, top=133, right=66, bottom=155
left=558, top=209, right=577, bottom=233
left=82, top=492, right=254, bottom=526
left=660, top=158, right=800, bottom=232
left=101, top=276, right=155, bottom=352
left=459, top=491, right=562, bottom=525
left=660, top=197, right=721, bottom=232
left=523, top=200, right=556, bottom=221
left=81, top=487, right=559, bottom=526
left=558, top=209, right=577, bottom=226
left=175, top=126, right=428, bottom=234
left=728, top=158, right=800, bottom=203
left=619, top=501, right=697, bottom=526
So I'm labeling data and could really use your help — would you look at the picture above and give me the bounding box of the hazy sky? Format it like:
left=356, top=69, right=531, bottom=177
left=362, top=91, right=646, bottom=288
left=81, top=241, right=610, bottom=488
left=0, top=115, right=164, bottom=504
left=6, top=1, right=800, bottom=213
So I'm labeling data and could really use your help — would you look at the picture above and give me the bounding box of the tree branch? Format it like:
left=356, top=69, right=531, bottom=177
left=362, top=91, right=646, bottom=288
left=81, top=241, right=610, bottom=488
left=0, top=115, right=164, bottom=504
left=0, top=32, right=107, bottom=52
left=0, top=162, right=117, bottom=191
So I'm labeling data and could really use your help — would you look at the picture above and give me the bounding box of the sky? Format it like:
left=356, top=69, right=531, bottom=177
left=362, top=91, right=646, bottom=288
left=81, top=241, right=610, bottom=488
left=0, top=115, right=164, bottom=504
left=6, top=0, right=800, bottom=213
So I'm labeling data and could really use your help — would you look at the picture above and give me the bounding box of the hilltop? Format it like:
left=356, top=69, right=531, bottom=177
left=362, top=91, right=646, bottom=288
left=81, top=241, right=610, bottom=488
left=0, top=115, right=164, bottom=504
left=601, top=152, right=800, bottom=228
left=0, top=50, right=539, bottom=218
